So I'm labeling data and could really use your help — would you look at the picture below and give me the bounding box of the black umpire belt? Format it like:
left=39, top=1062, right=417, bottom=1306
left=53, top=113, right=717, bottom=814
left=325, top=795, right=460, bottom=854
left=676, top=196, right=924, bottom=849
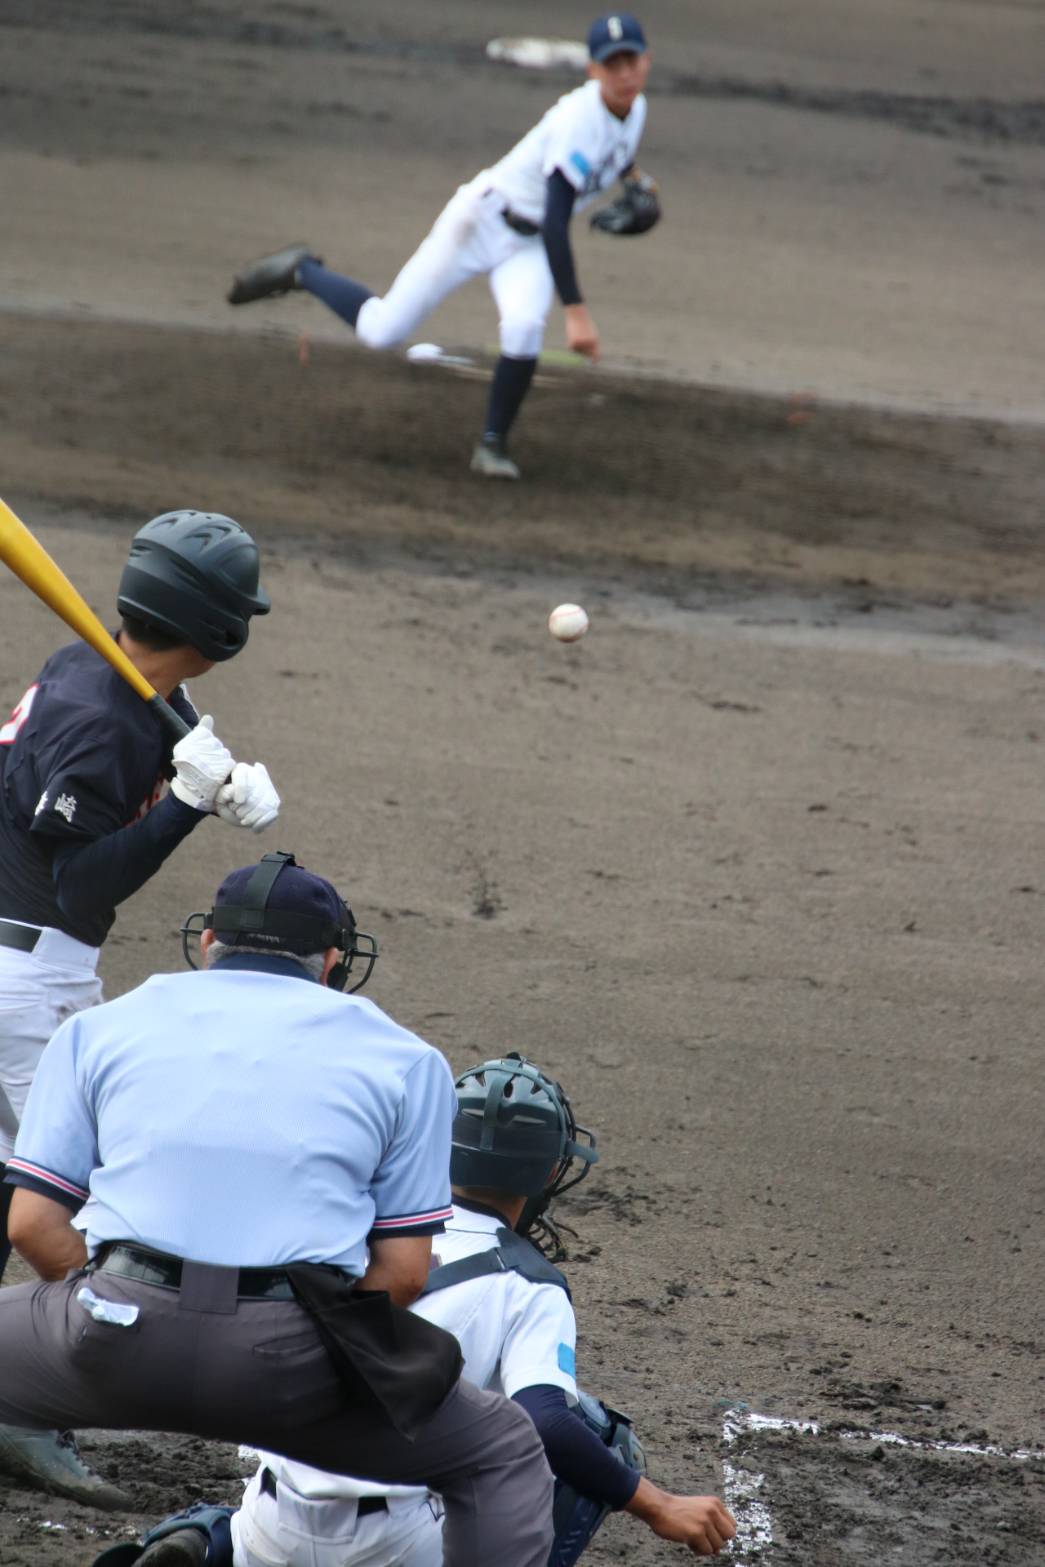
left=92, top=1242, right=296, bottom=1301
left=0, top=919, right=42, bottom=954
left=501, top=208, right=540, bottom=237
left=261, top=1466, right=387, bottom=1514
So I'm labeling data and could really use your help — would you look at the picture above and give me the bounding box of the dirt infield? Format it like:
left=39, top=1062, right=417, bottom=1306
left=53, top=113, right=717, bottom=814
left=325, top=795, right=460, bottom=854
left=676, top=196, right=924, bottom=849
left=2, top=468, right=1042, bottom=1562
left=1, top=313, right=1044, bottom=605
left=1, top=0, right=1044, bottom=1562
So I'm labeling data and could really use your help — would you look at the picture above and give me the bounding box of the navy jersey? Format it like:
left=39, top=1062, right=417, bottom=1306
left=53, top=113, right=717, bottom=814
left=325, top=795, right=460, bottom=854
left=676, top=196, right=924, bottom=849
left=0, top=641, right=198, bottom=946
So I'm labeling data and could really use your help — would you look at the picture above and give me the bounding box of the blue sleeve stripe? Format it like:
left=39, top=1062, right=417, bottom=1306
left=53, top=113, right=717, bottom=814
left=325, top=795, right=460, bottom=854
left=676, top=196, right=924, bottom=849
left=4, top=1157, right=89, bottom=1204
left=371, top=1204, right=454, bottom=1231
left=569, top=150, right=592, bottom=177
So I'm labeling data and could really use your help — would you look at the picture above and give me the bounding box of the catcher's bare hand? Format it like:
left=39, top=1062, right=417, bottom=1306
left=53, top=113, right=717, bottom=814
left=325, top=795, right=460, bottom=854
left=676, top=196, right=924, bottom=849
left=628, top=1479, right=737, bottom=1555
left=565, top=302, right=600, bottom=361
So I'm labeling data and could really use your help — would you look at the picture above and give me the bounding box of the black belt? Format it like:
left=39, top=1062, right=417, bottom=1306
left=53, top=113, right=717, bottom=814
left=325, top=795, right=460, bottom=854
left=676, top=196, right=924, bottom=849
left=502, top=208, right=540, bottom=238
left=261, top=1466, right=387, bottom=1514
left=93, top=1242, right=296, bottom=1302
left=0, top=919, right=41, bottom=954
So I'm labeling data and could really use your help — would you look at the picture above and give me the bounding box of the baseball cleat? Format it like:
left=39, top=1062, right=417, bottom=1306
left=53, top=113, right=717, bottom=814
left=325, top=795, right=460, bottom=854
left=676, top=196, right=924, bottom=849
left=227, top=243, right=319, bottom=305
left=0, top=1425, right=132, bottom=1509
left=470, top=436, right=521, bottom=480
left=136, top=1533, right=209, bottom=1566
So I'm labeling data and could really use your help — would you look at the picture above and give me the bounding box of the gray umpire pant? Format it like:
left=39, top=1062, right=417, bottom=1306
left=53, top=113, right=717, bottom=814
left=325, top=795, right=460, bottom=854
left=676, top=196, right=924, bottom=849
left=0, top=1265, right=553, bottom=1567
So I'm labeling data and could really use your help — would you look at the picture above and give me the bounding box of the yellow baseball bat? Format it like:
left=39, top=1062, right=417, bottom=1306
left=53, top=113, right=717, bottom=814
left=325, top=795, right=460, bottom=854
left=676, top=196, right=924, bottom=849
left=0, top=496, right=191, bottom=742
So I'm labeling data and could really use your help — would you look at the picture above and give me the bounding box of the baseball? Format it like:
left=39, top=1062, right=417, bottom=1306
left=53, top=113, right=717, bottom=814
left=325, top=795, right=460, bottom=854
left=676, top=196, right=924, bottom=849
left=548, top=603, right=589, bottom=642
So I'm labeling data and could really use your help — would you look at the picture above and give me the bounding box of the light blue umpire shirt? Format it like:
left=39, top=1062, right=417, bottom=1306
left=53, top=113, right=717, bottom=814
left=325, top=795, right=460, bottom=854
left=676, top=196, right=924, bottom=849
left=5, top=954, right=456, bottom=1270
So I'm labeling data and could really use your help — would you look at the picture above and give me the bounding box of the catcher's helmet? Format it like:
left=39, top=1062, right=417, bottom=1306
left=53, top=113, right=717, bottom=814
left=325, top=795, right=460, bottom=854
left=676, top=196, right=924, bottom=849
left=117, top=510, right=270, bottom=662
left=451, top=1054, right=598, bottom=1241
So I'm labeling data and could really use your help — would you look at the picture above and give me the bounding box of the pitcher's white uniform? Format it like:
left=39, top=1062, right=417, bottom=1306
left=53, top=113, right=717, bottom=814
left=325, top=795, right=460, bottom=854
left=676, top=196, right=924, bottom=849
left=232, top=1202, right=578, bottom=1567
left=353, top=79, right=647, bottom=360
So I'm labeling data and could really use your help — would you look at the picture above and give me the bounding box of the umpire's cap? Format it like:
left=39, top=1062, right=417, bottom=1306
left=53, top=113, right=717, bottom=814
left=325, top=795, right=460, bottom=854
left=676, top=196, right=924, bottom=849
left=202, top=851, right=378, bottom=992
left=117, top=509, right=270, bottom=661
left=212, top=856, right=347, bottom=955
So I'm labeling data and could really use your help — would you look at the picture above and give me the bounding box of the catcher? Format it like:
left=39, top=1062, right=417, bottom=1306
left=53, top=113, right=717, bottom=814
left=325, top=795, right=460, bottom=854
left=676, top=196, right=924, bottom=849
left=226, top=12, right=661, bottom=481
left=93, top=1054, right=734, bottom=1566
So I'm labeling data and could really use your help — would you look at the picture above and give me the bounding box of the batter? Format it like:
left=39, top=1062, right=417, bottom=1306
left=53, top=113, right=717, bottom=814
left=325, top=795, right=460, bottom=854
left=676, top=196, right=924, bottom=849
left=0, top=511, right=277, bottom=1504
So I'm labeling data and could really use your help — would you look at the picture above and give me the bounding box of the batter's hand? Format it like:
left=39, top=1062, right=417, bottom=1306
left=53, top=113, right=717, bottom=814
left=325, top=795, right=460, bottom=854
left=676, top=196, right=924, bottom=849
left=565, top=303, right=600, bottom=361
left=215, top=761, right=281, bottom=833
left=628, top=1480, right=737, bottom=1555
left=170, top=716, right=235, bottom=812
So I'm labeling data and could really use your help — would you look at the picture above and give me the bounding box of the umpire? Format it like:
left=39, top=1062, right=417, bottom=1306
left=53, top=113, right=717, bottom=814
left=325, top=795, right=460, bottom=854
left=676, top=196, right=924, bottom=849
left=0, top=853, right=553, bottom=1566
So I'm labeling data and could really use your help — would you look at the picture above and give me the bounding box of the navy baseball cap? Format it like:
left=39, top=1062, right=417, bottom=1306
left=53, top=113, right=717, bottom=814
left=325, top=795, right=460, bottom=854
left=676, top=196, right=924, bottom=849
left=211, top=853, right=349, bottom=952
left=588, top=12, right=647, bottom=62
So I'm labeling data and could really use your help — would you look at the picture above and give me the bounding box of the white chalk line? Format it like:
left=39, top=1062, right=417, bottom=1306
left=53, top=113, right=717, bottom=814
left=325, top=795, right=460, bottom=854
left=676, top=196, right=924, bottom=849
left=720, top=1408, right=1043, bottom=1559
left=720, top=1456, right=774, bottom=1557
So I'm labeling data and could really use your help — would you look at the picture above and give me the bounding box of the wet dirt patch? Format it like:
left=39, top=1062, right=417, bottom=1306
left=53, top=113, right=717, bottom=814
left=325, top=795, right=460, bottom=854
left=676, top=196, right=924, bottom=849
left=725, top=1419, right=1044, bottom=1565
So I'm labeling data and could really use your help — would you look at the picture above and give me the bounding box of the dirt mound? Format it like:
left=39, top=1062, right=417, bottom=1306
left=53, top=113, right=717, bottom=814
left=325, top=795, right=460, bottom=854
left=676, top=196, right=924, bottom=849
left=2, top=314, right=1042, bottom=609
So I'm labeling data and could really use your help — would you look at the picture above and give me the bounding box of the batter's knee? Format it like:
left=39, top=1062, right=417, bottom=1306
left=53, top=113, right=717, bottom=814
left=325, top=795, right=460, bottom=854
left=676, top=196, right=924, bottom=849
left=499, top=317, right=547, bottom=360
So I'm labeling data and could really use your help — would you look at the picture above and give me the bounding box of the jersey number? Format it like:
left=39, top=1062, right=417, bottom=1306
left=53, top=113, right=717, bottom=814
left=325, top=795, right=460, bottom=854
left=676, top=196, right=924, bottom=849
left=0, top=684, right=38, bottom=746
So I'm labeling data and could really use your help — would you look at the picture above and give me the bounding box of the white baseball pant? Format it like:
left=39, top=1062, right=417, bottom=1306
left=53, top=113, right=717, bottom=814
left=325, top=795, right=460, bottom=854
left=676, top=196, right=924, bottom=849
left=355, top=180, right=555, bottom=360
left=232, top=1469, right=443, bottom=1567
left=0, top=928, right=103, bottom=1162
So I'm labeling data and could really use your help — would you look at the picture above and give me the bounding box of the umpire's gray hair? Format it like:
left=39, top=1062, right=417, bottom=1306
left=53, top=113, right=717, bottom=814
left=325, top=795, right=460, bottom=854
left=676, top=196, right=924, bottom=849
left=205, top=938, right=326, bottom=983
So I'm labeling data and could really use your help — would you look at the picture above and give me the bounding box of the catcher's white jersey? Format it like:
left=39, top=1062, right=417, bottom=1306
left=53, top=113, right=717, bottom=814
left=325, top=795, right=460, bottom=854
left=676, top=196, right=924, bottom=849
left=483, top=78, right=648, bottom=223
left=232, top=1204, right=576, bottom=1566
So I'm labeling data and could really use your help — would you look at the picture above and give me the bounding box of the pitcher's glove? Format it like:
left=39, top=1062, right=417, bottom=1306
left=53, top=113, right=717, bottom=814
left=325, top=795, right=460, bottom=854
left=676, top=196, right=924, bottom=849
left=590, top=171, right=661, bottom=236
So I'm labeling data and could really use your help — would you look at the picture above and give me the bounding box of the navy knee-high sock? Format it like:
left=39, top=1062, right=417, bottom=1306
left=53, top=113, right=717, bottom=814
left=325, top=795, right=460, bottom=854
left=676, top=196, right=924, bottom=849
left=0, top=1169, right=13, bottom=1283
left=483, top=355, right=538, bottom=442
left=297, top=259, right=374, bottom=330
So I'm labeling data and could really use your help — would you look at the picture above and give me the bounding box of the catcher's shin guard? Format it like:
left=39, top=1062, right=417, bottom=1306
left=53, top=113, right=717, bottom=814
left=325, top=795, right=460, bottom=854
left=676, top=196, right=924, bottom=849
left=546, top=1391, right=646, bottom=1567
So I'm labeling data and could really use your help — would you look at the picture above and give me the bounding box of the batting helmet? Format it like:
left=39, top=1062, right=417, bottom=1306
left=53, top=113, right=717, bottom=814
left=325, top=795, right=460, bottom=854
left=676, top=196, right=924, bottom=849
left=451, top=1054, right=598, bottom=1240
left=117, top=510, right=270, bottom=662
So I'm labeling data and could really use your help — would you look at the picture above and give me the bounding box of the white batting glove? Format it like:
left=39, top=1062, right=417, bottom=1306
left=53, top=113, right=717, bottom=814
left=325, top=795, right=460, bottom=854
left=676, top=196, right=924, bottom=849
left=214, top=761, right=281, bottom=833
left=170, top=716, right=235, bottom=812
